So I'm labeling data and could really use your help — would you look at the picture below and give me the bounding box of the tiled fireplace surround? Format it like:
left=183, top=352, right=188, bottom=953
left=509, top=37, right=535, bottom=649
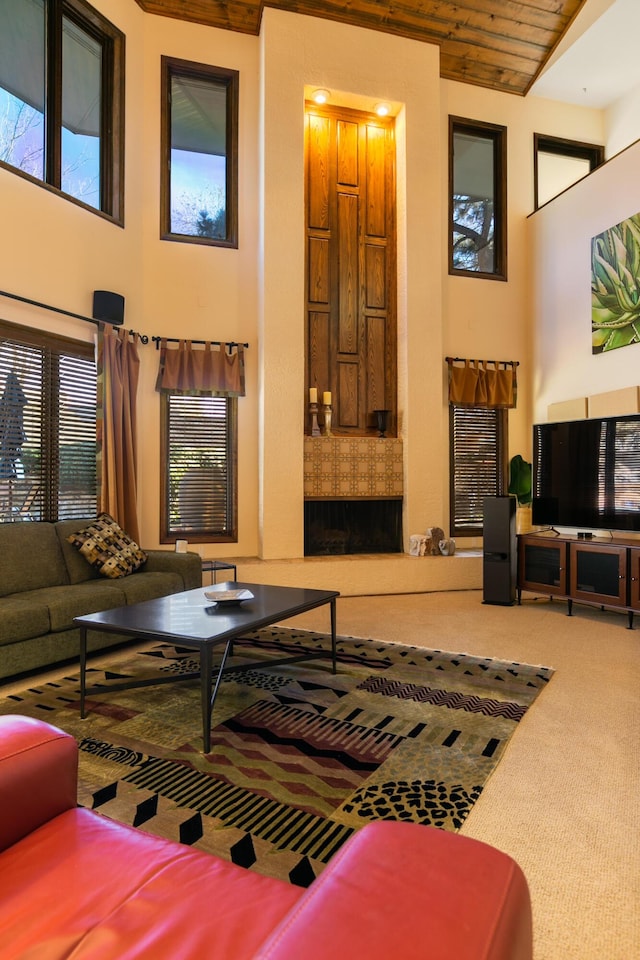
left=303, top=437, right=403, bottom=555
left=303, top=437, right=403, bottom=498
left=239, top=435, right=479, bottom=593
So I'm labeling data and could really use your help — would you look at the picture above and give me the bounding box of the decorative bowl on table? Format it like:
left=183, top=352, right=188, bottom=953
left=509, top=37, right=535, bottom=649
left=204, top=588, right=254, bottom=605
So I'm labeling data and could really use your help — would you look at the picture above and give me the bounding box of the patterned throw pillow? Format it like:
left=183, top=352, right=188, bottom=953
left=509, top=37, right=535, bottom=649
left=67, top=514, right=147, bottom=579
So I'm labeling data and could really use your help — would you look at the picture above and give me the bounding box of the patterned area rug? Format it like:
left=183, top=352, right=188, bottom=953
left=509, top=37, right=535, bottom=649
left=3, top=628, right=553, bottom=886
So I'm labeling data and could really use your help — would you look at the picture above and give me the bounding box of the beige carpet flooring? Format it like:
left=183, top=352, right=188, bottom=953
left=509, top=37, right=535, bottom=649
left=288, top=589, right=640, bottom=960
left=3, top=588, right=638, bottom=959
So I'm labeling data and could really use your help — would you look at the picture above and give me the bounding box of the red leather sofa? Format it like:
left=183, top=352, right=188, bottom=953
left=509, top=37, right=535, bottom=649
left=0, top=715, right=533, bottom=959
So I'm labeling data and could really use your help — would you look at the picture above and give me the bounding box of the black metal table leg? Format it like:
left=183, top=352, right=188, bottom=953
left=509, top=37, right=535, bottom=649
left=201, top=639, right=232, bottom=753
left=80, top=626, right=87, bottom=718
left=330, top=596, right=337, bottom=674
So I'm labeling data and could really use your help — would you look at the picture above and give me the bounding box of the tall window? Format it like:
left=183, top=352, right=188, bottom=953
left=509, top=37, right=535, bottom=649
left=449, top=117, right=507, bottom=280
left=0, top=321, right=97, bottom=523
left=450, top=405, right=507, bottom=535
left=534, top=134, right=604, bottom=210
left=160, top=394, right=237, bottom=543
left=0, top=0, right=125, bottom=221
left=161, top=57, right=239, bottom=248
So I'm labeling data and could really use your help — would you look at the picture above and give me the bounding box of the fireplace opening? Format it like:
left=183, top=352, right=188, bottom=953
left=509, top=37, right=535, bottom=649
left=304, top=499, right=403, bottom=556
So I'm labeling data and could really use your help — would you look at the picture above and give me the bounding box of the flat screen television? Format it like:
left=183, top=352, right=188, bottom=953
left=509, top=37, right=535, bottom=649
left=532, top=413, right=640, bottom=532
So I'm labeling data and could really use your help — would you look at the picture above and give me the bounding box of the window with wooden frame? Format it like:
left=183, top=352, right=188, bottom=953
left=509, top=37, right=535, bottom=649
left=160, top=393, right=238, bottom=543
left=534, top=134, right=604, bottom=210
left=0, top=320, right=97, bottom=523
left=449, top=117, right=507, bottom=280
left=0, top=0, right=125, bottom=222
left=161, top=57, right=239, bottom=248
left=450, top=404, right=507, bottom=536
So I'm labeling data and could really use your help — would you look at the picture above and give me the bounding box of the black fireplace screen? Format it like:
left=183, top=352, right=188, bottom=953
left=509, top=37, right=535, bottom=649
left=304, top=499, right=402, bottom=555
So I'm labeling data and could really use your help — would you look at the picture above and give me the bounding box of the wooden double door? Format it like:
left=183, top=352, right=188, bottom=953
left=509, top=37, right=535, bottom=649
left=305, top=103, right=397, bottom=435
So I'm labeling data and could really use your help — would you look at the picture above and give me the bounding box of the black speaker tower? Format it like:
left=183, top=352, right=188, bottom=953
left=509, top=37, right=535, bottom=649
left=482, top=496, right=517, bottom=605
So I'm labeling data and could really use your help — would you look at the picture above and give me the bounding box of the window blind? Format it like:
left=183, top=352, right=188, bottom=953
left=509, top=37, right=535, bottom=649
left=162, top=393, right=236, bottom=541
left=450, top=404, right=506, bottom=534
left=0, top=321, right=97, bottom=522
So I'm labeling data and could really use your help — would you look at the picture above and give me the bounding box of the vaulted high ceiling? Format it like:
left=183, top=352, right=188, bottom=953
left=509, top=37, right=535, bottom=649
left=135, top=0, right=588, bottom=97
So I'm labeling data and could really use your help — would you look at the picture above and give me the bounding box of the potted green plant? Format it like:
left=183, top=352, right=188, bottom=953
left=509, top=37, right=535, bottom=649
left=508, top=454, right=532, bottom=534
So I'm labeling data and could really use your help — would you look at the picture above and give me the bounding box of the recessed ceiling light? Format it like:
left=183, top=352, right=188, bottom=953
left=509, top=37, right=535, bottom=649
left=312, top=89, right=330, bottom=105
left=375, top=102, right=390, bottom=117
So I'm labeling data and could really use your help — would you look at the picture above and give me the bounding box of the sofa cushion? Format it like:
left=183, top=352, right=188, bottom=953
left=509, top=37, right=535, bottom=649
left=67, top=514, right=147, bottom=579
left=115, top=570, right=184, bottom=605
left=0, top=595, right=51, bottom=646
left=21, top=583, right=127, bottom=633
left=55, top=519, right=102, bottom=585
left=0, top=522, right=68, bottom=598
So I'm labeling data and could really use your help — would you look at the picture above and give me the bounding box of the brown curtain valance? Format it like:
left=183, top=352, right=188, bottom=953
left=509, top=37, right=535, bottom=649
left=446, top=357, right=518, bottom=409
left=155, top=340, right=246, bottom=396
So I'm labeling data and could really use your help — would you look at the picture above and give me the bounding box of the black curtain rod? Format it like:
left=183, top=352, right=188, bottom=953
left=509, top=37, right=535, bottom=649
left=0, top=289, right=248, bottom=350
left=152, top=336, right=249, bottom=351
left=0, top=287, right=149, bottom=343
left=445, top=356, right=519, bottom=367
left=0, top=288, right=102, bottom=328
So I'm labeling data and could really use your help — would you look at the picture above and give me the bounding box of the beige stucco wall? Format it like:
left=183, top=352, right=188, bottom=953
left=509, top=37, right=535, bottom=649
left=441, top=82, right=604, bottom=470
left=138, top=13, right=261, bottom=557
left=259, top=9, right=442, bottom=560
left=0, top=0, right=145, bottom=347
left=0, top=3, right=610, bottom=592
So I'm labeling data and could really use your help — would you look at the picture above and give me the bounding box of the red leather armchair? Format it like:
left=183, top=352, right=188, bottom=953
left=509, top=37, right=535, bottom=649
left=0, top=715, right=532, bottom=959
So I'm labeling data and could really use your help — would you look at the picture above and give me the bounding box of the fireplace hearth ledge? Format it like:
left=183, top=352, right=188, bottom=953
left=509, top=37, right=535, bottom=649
left=200, top=551, right=482, bottom=598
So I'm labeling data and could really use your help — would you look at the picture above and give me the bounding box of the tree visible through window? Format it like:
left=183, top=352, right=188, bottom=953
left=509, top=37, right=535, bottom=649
left=0, top=322, right=97, bottom=523
left=450, top=404, right=507, bottom=535
left=161, top=393, right=237, bottom=543
left=161, top=57, right=238, bottom=248
left=449, top=117, right=507, bottom=280
left=0, top=0, right=124, bottom=220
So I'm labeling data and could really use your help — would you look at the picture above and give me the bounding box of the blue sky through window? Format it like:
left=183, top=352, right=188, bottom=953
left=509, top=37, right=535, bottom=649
left=170, top=149, right=226, bottom=237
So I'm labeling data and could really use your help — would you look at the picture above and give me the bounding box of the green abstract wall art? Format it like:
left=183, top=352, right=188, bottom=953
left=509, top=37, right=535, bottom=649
left=592, top=211, right=640, bottom=354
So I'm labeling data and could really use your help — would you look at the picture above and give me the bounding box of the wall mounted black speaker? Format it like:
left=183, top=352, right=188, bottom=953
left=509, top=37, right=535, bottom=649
left=92, top=290, right=125, bottom=326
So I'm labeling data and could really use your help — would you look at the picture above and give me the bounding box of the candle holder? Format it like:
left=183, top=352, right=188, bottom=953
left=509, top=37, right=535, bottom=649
left=322, top=403, right=333, bottom=437
left=374, top=409, right=390, bottom=438
left=309, top=401, right=321, bottom=436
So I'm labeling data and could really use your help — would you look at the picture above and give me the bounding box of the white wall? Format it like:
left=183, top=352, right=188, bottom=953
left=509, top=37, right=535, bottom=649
left=531, top=141, right=640, bottom=423
left=605, top=82, right=640, bottom=158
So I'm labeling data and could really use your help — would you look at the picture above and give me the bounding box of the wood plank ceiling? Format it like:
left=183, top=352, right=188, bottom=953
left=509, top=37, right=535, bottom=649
left=135, top=0, right=588, bottom=97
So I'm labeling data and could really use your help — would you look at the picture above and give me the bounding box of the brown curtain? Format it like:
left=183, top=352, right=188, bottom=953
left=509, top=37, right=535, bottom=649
left=97, top=326, right=141, bottom=541
left=447, top=358, right=517, bottom=408
left=155, top=340, right=246, bottom=396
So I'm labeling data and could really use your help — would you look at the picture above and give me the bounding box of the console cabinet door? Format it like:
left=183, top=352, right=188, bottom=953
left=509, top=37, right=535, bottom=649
left=630, top=548, right=640, bottom=611
left=518, top=536, right=567, bottom=595
left=569, top=543, right=628, bottom=607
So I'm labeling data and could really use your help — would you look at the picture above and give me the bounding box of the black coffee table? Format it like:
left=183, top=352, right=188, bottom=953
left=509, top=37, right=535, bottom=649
left=75, top=581, right=339, bottom=752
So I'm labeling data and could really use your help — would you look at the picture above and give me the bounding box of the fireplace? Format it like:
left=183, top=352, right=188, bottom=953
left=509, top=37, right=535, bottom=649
left=304, top=499, right=402, bottom=556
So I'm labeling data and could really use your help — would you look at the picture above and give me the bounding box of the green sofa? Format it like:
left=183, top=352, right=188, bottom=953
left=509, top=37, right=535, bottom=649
left=0, top=520, right=202, bottom=681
